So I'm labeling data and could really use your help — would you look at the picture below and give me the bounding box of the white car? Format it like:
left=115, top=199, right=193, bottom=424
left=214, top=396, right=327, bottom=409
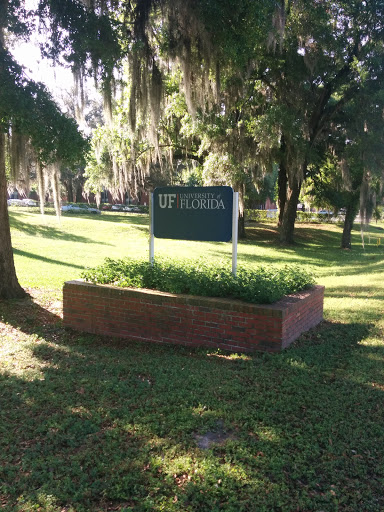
left=61, top=204, right=101, bottom=214
left=7, top=198, right=38, bottom=207
left=266, top=209, right=278, bottom=218
left=21, top=199, right=38, bottom=206
left=111, top=204, right=130, bottom=211
left=7, top=199, right=23, bottom=206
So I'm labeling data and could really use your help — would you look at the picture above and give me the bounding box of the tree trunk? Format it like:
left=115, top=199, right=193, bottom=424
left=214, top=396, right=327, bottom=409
left=277, top=144, right=288, bottom=228
left=277, top=135, right=288, bottom=228
left=279, top=174, right=301, bottom=245
left=65, top=180, right=74, bottom=203
left=235, top=182, right=246, bottom=239
left=341, top=212, right=354, bottom=249
left=278, top=135, right=305, bottom=244
left=75, top=181, right=83, bottom=203
left=341, top=200, right=358, bottom=249
left=238, top=210, right=245, bottom=239
left=0, top=132, right=26, bottom=299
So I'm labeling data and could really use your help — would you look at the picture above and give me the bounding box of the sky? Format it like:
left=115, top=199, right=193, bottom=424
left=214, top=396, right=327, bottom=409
left=12, top=40, right=75, bottom=103
left=9, top=0, right=106, bottom=135
left=9, top=0, right=75, bottom=102
left=11, top=30, right=103, bottom=135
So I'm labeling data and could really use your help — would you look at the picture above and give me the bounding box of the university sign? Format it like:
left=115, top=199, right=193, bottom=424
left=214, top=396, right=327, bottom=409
left=153, top=186, right=234, bottom=242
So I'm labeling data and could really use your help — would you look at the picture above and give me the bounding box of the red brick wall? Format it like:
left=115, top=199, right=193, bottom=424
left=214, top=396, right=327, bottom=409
left=63, top=281, right=324, bottom=352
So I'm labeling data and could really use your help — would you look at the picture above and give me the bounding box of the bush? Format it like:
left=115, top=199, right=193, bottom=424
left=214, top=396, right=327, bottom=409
left=81, top=258, right=315, bottom=304
left=296, top=211, right=316, bottom=223
left=245, top=209, right=344, bottom=224
left=245, top=209, right=277, bottom=223
left=137, top=204, right=149, bottom=213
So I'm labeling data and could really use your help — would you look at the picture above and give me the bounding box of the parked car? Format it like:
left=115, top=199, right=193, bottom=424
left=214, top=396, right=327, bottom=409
left=266, top=209, right=278, bottom=218
left=22, top=199, right=38, bottom=207
left=111, top=204, right=129, bottom=211
left=110, top=204, right=145, bottom=213
left=61, top=204, right=101, bottom=214
left=7, top=198, right=38, bottom=207
left=7, top=199, right=23, bottom=206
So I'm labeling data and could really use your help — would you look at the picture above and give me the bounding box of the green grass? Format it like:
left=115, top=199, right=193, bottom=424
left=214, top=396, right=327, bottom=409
left=1, top=207, right=384, bottom=511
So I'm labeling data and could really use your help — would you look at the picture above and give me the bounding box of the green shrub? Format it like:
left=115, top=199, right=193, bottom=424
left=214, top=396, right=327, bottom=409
left=245, top=209, right=343, bottom=224
left=296, top=211, right=316, bottom=223
left=81, top=258, right=315, bottom=304
left=245, top=209, right=277, bottom=223
left=136, top=204, right=149, bottom=214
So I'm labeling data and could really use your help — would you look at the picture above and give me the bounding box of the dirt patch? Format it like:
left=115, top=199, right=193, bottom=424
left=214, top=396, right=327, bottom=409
left=194, top=420, right=237, bottom=450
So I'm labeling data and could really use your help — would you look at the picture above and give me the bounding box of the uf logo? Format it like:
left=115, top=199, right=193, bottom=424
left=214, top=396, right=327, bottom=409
left=158, top=193, right=177, bottom=208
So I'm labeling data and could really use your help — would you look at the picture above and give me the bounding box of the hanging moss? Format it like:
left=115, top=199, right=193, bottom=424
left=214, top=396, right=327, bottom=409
left=50, top=162, right=62, bottom=218
left=8, top=132, right=29, bottom=186
left=36, top=160, right=45, bottom=214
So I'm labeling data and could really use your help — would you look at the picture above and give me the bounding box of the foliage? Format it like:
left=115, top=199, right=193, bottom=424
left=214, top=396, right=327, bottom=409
left=245, top=165, right=278, bottom=208
left=0, top=48, right=88, bottom=166
left=245, top=209, right=344, bottom=225
left=81, top=257, right=315, bottom=304
left=304, top=83, right=384, bottom=248
left=34, top=0, right=122, bottom=87
left=83, top=126, right=116, bottom=197
left=245, top=209, right=277, bottom=223
left=260, top=0, right=384, bottom=243
left=80, top=1, right=278, bottom=216
left=372, top=206, right=382, bottom=223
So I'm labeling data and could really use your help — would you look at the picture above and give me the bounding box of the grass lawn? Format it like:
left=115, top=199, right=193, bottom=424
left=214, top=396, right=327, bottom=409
left=1, top=208, right=383, bottom=511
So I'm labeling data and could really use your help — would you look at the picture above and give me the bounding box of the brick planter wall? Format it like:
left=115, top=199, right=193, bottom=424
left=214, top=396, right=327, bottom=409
left=63, top=281, right=324, bottom=353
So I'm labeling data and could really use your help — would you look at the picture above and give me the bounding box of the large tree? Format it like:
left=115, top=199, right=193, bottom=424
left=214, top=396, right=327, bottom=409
left=83, top=1, right=277, bottom=235
left=0, top=0, right=120, bottom=299
left=308, top=84, right=384, bottom=249
left=263, top=0, right=384, bottom=243
left=0, top=47, right=89, bottom=298
left=3, top=0, right=384, bottom=301
left=85, top=0, right=384, bottom=245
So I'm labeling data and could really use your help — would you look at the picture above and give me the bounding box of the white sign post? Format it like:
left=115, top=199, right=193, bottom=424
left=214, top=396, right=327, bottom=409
left=149, top=193, right=155, bottom=266
left=232, top=192, right=239, bottom=276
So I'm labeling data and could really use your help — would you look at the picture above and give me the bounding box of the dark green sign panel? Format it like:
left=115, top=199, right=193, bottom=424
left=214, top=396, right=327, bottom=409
left=153, top=186, right=233, bottom=242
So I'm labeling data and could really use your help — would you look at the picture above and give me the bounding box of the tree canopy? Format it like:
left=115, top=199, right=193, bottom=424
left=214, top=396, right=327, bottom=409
left=1, top=0, right=384, bottom=298
left=78, top=0, right=384, bottom=243
left=0, top=0, right=112, bottom=298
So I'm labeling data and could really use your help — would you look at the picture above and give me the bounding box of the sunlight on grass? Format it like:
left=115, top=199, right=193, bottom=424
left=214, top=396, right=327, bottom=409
left=0, top=341, right=47, bottom=380
left=207, top=351, right=252, bottom=361
left=10, top=210, right=384, bottom=323
left=9, top=209, right=384, bottom=331
left=3, top=210, right=384, bottom=512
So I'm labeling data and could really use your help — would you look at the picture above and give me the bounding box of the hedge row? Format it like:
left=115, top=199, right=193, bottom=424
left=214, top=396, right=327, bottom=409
left=81, top=258, right=315, bottom=305
left=245, top=209, right=344, bottom=224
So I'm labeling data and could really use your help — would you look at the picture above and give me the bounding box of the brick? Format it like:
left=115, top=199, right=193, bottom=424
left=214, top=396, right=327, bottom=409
left=63, top=281, right=324, bottom=353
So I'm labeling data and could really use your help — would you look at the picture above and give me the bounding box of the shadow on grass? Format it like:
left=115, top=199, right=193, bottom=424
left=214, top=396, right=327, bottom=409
left=325, top=284, right=384, bottom=300
left=234, top=224, right=384, bottom=277
left=13, top=249, right=86, bottom=270
left=10, top=212, right=111, bottom=245
left=0, top=294, right=383, bottom=511
left=97, top=212, right=149, bottom=226
left=61, top=211, right=150, bottom=227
